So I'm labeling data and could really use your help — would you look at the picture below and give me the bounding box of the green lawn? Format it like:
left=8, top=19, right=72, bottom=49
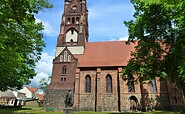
left=0, top=107, right=181, bottom=114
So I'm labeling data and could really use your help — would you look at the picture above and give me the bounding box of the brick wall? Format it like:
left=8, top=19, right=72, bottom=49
left=44, top=49, right=77, bottom=111
left=50, top=49, right=77, bottom=90
left=75, top=68, right=119, bottom=111
left=46, top=63, right=185, bottom=111
left=99, top=69, right=118, bottom=111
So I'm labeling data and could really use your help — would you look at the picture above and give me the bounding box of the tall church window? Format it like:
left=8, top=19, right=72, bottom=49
left=60, top=55, right=63, bottom=62
left=64, top=51, right=67, bottom=62
left=150, top=79, right=157, bottom=93
left=106, top=74, right=112, bottom=93
left=128, top=78, right=135, bottom=92
left=62, top=66, right=66, bottom=75
left=85, top=75, right=91, bottom=93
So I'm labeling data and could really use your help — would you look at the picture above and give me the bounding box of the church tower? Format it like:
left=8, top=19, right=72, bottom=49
left=56, top=0, right=88, bottom=56
left=44, top=0, right=88, bottom=110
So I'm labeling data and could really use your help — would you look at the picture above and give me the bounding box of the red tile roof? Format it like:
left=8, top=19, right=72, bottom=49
left=36, top=94, right=44, bottom=100
left=75, top=41, right=136, bottom=67
left=26, top=86, right=38, bottom=94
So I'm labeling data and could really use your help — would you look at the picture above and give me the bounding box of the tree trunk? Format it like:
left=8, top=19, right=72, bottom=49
left=139, top=79, right=146, bottom=112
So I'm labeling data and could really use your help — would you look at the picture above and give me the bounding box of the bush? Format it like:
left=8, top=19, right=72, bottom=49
left=180, top=109, right=185, bottom=114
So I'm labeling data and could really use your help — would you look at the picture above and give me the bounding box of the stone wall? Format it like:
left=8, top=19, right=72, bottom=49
left=120, top=93, right=142, bottom=112
left=26, top=100, right=39, bottom=107
left=79, top=94, right=95, bottom=111
left=43, top=89, right=69, bottom=111
left=101, top=94, right=118, bottom=111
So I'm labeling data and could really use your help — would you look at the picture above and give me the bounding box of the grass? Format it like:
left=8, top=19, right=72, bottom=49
left=0, top=107, right=181, bottom=114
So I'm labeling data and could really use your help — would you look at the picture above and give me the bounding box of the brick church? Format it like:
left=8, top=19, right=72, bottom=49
left=44, top=0, right=185, bottom=111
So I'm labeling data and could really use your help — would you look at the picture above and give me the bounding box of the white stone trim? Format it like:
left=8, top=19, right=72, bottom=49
left=55, top=46, right=84, bottom=57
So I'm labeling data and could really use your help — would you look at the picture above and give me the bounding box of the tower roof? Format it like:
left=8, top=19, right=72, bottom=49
left=74, top=41, right=137, bottom=67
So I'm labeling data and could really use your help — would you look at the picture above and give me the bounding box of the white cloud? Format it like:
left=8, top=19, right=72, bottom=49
left=106, top=36, right=128, bottom=41
left=35, top=52, right=53, bottom=74
left=36, top=18, right=56, bottom=36
left=29, top=52, right=54, bottom=88
left=43, top=21, right=55, bottom=36
left=29, top=72, right=49, bottom=88
left=119, top=36, right=128, bottom=41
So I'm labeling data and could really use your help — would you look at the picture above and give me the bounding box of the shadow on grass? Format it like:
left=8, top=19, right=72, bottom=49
left=108, top=112, right=140, bottom=114
left=0, top=107, right=182, bottom=114
left=108, top=112, right=143, bottom=114
left=0, top=106, right=32, bottom=110
left=107, top=110, right=181, bottom=114
left=0, top=106, right=33, bottom=114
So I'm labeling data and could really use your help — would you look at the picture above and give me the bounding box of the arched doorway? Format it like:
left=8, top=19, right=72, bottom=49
left=129, top=96, right=140, bottom=111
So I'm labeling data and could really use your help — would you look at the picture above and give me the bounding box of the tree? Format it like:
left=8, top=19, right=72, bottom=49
left=38, top=76, right=51, bottom=93
left=0, top=0, right=53, bottom=91
left=123, top=0, right=185, bottom=109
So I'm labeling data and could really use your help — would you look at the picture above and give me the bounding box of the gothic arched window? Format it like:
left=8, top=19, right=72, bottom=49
left=106, top=74, right=112, bottom=93
left=62, top=66, right=66, bottom=75
left=68, top=55, right=71, bottom=62
left=60, top=55, right=63, bottom=62
left=85, top=75, right=91, bottom=93
left=150, top=79, right=157, bottom=93
left=128, top=77, right=135, bottom=92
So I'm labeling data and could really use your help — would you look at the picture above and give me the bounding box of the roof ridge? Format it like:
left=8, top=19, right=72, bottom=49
left=86, top=41, right=126, bottom=44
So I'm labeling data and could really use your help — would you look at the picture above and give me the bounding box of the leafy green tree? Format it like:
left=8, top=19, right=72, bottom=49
left=0, top=0, right=53, bottom=91
left=123, top=0, right=185, bottom=109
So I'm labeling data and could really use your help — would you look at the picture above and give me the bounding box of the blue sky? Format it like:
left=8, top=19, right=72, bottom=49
left=29, top=0, right=135, bottom=88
